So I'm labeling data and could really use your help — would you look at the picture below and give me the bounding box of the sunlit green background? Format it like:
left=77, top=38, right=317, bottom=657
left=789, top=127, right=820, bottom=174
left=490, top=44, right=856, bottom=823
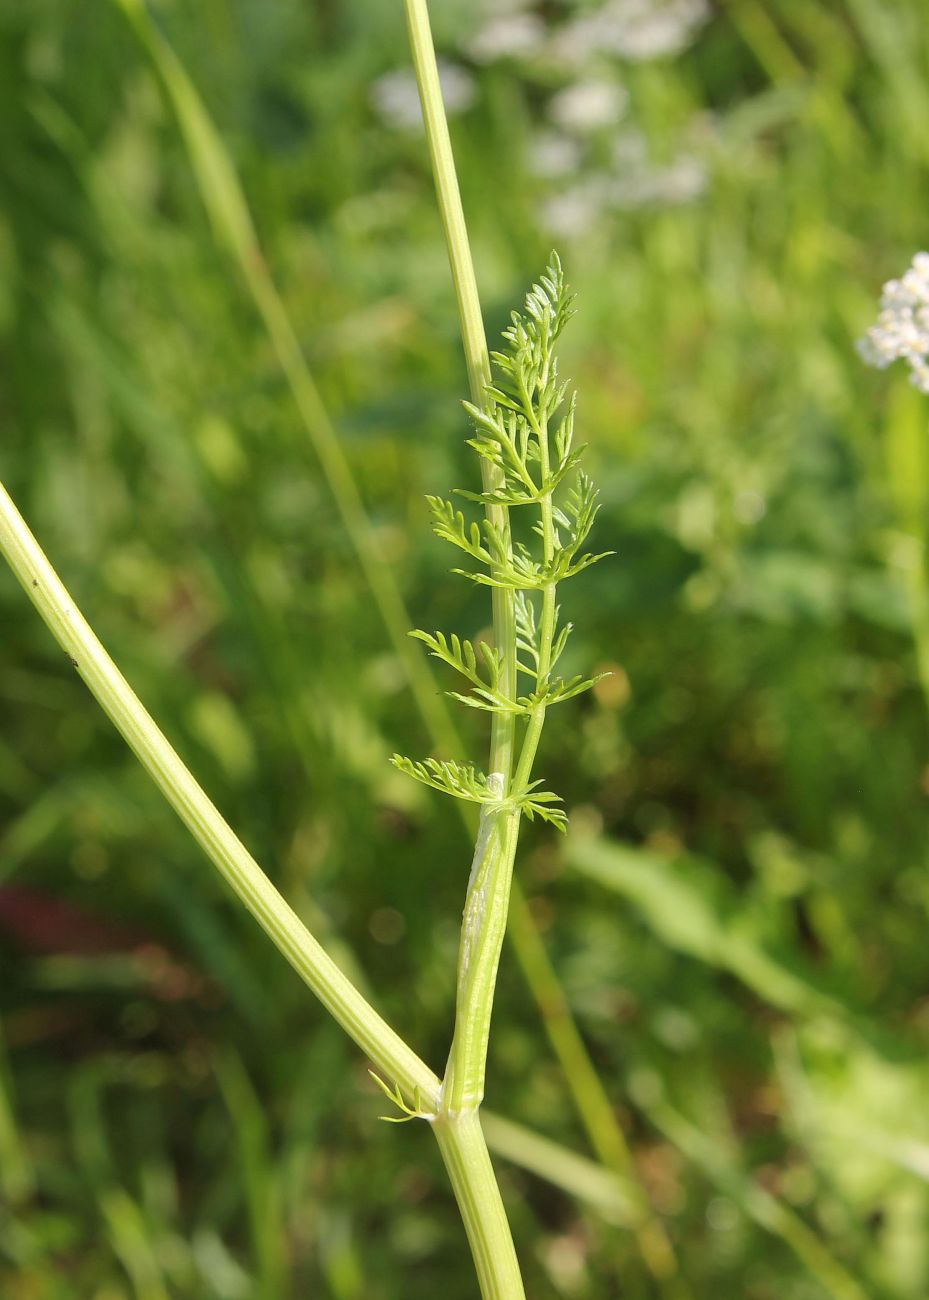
left=3, top=1, right=929, bottom=1296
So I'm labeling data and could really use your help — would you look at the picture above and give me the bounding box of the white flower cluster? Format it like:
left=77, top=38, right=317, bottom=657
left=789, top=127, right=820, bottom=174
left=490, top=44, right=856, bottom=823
left=541, top=145, right=706, bottom=237
left=551, top=0, right=710, bottom=65
left=857, top=252, right=929, bottom=394
left=370, top=0, right=712, bottom=236
left=468, top=13, right=546, bottom=65
left=463, top=0, right=709, bottom=66
left=539, top=126, right=707, bottom=236
left=477, top=0, right=710, bottom=235
left=549, top=80, right=629, bottom=132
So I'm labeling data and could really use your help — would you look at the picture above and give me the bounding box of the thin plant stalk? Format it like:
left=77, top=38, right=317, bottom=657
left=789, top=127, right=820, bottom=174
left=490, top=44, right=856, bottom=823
left=403, top=0, right=519, bottom=1106
left=402, top=1, right=529, bottom=1288
left=0, top=479, right=439, bottom=1109
left=401, top=0, right=519, bottom=783
left=432, top=1112, right=525, bottom=1299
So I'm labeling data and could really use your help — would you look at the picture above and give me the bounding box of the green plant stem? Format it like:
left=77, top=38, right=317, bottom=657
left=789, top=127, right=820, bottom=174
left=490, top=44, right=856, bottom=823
left=0, top=478, right=440, bottom=1110
left=403, top=0, right=517, bottom=1062
left=403, top=6, right=682, bottom=1293
left=405, top=0, right=522, bottom=1114
left=432, top=1112, right=524, bottom=1297
left=443, top=808, right=520, bottom=1116
left=404, top=2, right=528, bottom=1292
left=400, top=23, right=687, bottom=1269
left=402, top=0, right=517, bottom=784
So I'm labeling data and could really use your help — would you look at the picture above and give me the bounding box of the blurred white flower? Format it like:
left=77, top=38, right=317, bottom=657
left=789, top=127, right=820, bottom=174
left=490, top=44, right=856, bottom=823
left=647, top=153, right=706, bottom=204
left=540, top=140, right=706, bottom=234
left=555, top=0, right=709, bottom=66
left=611, top=128, right=649, bottom=170
left=858, top=252, right=929, bottom=394
left=541, top=178, right=611, bottom=237
left=734, top=490, right=767, bottom=526
left=529, top=131, right=583, bottom=178
left=549, top=79, right=628, bottom=133
left=468, top=13, right=546, bottom=64
left=609, top=130, right=706, bottom=208
left=371, top=62, right=475, bottom=131
left=436, top=64, right=478, bottom=114
left=613, top=0, right=710, bottom=60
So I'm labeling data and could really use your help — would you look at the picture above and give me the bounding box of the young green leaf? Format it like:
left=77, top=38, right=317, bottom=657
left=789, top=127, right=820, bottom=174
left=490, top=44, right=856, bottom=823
left=447, top=686, right=530, bottom=716
left=410, top=629, right=501, bottom=690
left=368, top=1072, right=431, bottom=1123
left=427, top=497, right=490, bottom=562
left=390, top=755, right=502, bottom=805
left=519, top=788, right=568, bottom=832
left=530, top=672, right=611, bottom=709
left=514, top=591, right=540, bottom=676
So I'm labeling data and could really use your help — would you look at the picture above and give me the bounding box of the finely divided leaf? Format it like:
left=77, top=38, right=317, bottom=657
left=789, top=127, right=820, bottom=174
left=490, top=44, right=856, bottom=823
left=390, top=755, right=501, bottom=805
left=410, top=629, right=500, bottom=690
left=427, top=497, right=490, bottom=562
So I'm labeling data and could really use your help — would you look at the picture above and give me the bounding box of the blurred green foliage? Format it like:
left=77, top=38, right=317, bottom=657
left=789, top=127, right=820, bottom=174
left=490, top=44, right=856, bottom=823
left=2, top=0, right=929, bottom=1296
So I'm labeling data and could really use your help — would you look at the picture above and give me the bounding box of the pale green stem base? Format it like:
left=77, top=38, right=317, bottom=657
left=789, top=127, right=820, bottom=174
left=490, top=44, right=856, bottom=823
left=432, top=1112, right=525, bottom=1300
left=443, top=809, right=520, bottom=1115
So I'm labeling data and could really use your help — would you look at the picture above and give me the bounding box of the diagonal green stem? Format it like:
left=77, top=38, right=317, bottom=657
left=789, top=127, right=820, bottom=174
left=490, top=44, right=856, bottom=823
left=0, top=479, right=440, bottom=1109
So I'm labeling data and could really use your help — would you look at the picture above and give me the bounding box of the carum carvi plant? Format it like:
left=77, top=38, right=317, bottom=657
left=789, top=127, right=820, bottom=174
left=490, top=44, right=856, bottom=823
left=0, top=17, right=608, bottom=1300
left=0, top=258, right=606, bottom=1300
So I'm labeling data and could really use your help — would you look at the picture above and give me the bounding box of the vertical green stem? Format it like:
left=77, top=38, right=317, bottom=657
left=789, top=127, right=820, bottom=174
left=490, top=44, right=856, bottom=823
left=403, top=2, right=526, bottom=1293
left=402, top=0, right=516, bottom=781
left=443, top=808, right=520, bottom=1115
left=398, top=16, right=680, bottom=1273
left=432, top=1112, right=524, bottom=1298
